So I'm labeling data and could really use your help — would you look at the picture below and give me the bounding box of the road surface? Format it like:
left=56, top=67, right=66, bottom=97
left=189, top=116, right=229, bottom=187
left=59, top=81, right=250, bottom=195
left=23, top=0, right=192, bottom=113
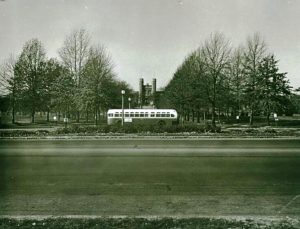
left=0, top=139, right=299, bottom=217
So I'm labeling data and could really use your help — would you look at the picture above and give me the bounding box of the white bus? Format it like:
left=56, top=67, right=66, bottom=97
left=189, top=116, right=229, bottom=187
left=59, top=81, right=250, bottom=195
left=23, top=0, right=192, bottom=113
left=107, top=109, right=178, bottom=125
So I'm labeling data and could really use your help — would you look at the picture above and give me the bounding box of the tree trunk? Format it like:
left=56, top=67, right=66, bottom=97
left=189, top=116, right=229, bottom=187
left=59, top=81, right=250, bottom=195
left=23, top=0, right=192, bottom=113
left=249, top=107, right=254, bottom=126
left=211, top=102, right=216, bottom=127
left=192, top=109, right=195, bottom=122
left=197, top=110, right=200, bottom=123
left=31, top=110, right=35, bottom=123
left=12, top=104, right=15, bottom=124
left=180, top=105, right=184, bottom=125
left=11, top=91, right=16, bottom=124
left=97, top=107, right=100, bottom=125
left=76, top=111, right=80, bottom=123
left=46, top=109, right=50, bottom=122
left=267, top=113, right=270, bottom=126
left=94, top=108, right=97, bottom=126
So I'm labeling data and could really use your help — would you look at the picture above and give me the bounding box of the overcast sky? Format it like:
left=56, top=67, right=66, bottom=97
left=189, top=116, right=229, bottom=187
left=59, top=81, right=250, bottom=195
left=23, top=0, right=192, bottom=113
left=0, top=0, right=300, bottom=90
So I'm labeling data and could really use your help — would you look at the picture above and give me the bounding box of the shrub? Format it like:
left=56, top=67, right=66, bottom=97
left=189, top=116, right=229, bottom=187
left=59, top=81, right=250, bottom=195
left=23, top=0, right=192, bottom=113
left=0, top=123, right=222, bottom=137
left=264, top=128, right=277, bottom=134
left=105, top=123, right=221, bottom=134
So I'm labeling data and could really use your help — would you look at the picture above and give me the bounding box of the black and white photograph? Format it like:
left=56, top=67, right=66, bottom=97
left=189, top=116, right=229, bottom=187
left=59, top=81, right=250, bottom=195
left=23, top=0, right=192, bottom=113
left=0, top=0, right=300, bottom=228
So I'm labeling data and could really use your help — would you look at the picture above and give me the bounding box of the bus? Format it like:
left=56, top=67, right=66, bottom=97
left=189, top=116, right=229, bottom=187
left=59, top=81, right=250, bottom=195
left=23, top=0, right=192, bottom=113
left=107, top=109, right=178, bottom=125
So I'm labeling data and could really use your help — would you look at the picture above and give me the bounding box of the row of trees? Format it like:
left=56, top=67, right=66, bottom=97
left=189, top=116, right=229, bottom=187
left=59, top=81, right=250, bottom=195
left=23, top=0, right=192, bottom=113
left=1, top=30, right=298, bottom=126
left=0, top=29, right=133, bottom=124
left=163, top=33, right=294, bottom=126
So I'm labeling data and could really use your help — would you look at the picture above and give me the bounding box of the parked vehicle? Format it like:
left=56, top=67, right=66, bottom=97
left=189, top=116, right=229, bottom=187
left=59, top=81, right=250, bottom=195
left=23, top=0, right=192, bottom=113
left=107, top=109, right=178, bottom=125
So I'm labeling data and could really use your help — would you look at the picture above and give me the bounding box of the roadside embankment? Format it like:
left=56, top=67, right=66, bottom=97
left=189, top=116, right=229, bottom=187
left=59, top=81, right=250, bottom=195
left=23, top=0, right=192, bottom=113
left=0, top=216, right=299, bottom=229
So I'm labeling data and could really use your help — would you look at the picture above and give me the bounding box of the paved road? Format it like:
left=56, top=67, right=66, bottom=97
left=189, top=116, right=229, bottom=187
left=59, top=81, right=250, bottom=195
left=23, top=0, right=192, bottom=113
left=0, top=139, right=299, bottom=217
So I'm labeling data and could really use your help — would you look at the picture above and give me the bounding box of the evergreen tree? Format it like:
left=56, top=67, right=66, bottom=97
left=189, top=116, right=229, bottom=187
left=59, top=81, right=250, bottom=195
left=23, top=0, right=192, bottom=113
left=257, top=55, right=291, bottom=125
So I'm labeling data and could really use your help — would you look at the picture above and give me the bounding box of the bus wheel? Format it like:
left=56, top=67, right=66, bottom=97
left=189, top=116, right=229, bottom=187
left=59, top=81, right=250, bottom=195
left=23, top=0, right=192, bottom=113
left=158, top=120, right=166, bottom=126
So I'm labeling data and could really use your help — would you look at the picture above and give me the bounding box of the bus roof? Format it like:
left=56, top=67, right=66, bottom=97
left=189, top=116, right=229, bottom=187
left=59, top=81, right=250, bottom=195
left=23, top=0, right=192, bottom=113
left=107, top=109, right=177, bottom=113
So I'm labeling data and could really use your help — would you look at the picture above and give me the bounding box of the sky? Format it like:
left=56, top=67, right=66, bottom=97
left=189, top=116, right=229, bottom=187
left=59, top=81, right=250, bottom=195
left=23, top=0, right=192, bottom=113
left=0, top=0, right=300, bottom=90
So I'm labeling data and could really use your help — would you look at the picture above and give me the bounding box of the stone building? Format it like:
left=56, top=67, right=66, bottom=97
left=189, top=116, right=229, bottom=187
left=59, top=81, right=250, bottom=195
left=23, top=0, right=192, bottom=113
left=138, top=78, right=157, bottom=108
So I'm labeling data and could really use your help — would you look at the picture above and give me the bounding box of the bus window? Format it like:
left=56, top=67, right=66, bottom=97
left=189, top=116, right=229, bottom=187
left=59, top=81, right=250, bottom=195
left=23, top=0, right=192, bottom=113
left=115, top=113, right=120, bottom=117
left=140, top=113, right=144, bottom=117
left=166, top=113, right=170, bottom=117
left=156, top=113, right=161, bottom=117
left=171, top=114, right=175, bottom=117
left=162, top=113, right=166, bottom=117
left=130, top=112, right=134, bottom=117
left=145, top=113, right=149, bottom=117
left=125, top=113, right=129, bottom=117
left=135, top=112, right=139, bottom=117
left=108, top=113, right=113, bottom=117
left=150, top=112, right=155, bottom=117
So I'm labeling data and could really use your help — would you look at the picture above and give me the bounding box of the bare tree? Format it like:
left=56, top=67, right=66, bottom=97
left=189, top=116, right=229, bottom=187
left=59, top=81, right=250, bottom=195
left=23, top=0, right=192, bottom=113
left=0, top=55, right=15, bottom=95
left=243, top=33, right=267, bottom=125
left=80, top=46, right=114, bottom=125
left=229, top=46, right=245, bottom=116
left=0, top=55, right=18, bottom=123
left=59, top=28, right=90, bottom=122
left=59, top=28, right=90, bottom=86
left=201, top=32, right=231, bottom=126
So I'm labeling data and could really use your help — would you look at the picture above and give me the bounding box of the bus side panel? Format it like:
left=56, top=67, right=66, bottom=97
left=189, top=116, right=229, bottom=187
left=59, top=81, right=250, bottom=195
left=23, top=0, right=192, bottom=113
left=127, top=118, right=176, bottom=125
left=108, top=118, right=177, bottom=126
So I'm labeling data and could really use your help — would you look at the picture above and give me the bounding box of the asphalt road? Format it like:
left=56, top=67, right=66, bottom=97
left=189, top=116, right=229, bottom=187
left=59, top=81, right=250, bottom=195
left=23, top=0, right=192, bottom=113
left=0, top=139, right=299, bottom=217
